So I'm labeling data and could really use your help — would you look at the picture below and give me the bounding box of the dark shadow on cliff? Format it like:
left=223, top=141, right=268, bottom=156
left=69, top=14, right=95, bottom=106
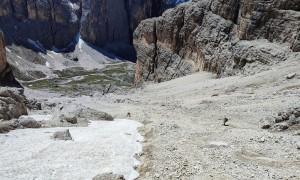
left=0, top=70, right=23, bottom=89
left=83, top=41, right=137, bottom=62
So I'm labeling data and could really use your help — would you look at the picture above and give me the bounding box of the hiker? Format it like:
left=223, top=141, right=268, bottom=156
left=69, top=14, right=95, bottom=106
left=127, top=112, right=131, bottom=117
left=223, top=118, right=228, bottom=126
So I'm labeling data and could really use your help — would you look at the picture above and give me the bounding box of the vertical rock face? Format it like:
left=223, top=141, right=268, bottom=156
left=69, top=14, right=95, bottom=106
left=80, top=0, right=188, bottom=60
left=0, top=31, right=14, bottom=84
left=133, top=0, right=300, bottom=84
left=238, top=0, right=300, bottom=51
left=0, top=0, right=82, bottom=49
left=0, top=31, right=27, bottom=121
left=81, top=0, right=130, bottom=47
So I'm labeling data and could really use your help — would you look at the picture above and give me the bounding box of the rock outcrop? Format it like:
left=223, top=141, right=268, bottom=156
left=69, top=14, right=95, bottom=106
left=0, top=31, right=14, bottom=84
left=0, top=30, right=27, bottom=121
left=134, top=0, right=300, bottom=84
left=92, top=172, right=125, bottom=180
left=0, top=87, right=28, bottom=120
left=51, top=129, right=73, bottom=141
left=81, top=0, right=188, bottom=60
left=0, top=0, right=82, bottom=50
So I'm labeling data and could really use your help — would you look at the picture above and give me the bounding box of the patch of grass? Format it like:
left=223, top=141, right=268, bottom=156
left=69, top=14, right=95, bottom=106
left=103, top=68, right=129, bottom=76
left=22, top=78, right=67, bottom=91
left=67, top=75, right=116, bottom=85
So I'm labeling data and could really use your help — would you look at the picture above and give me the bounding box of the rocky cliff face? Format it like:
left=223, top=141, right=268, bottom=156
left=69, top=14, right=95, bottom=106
left=81, top=0, right=188, bottom=60
left=134, top=0, right=300, bottom=84
left=0, top=31, right=28, bottom=121
left=0, top=31, right=14, bottom=84
left=0, top=0, right=82, bottom=50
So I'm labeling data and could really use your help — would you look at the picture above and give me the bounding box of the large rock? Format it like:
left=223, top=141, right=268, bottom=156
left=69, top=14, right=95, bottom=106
left=133, top=0, right=300, bottom=84
left=0, top=0, right=82, bottom=50
left=51, top=129, right=73, bottom=141
left=92, top=172, right=125, bottom=180
left=0, top=87, right=28, bottom=120
left=0, top=30, right=14, bottom=84
left=80, top=0, right=188, bottom=60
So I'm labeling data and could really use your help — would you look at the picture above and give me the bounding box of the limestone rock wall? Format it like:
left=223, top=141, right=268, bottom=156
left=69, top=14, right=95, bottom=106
left=133, top=0, right=300, bottom=84
left=0, top=31, right=14, bottom=84
left=0, top=0, right=82, bottom=49
left=80, top=0, right=188, bottom=60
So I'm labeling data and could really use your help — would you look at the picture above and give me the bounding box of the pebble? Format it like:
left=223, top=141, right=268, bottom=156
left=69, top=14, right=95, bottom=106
left=286, top=73, right=296, bottom=79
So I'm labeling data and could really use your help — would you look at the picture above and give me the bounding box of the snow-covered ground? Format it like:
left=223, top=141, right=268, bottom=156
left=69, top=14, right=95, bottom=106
left=0, top=119, right=143, bottom=180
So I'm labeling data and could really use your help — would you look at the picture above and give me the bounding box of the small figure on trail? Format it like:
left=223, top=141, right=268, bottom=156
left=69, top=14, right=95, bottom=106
left=223, top=117, right=229, bottom=126
left=127, top=112, right=131, bottom=117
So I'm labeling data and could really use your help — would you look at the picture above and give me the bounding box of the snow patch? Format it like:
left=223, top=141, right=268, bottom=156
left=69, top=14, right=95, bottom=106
left=210, top=141, right=228, bottom=147
left=46, top=62, right=50, bottom=67
left=27, top=39, right=46, bottom=52
left=0, top=119, right=143, bottom=180
left=75, top=32, right=84, bottom=51
left=16, top=55, right=23, bottom=60
left=5, top=47, right=11, bottom=53
left=39, top=53, right=45, bottom=58
left=47, top=53, right=54, bottom=59
left=20, top=115, right=53, bottom=121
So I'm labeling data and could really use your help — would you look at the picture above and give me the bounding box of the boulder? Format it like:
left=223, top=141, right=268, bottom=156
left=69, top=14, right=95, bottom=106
left=92, top=172, right=125, bottom=180
left=286, top=73, right=296, bottom=79
left=0, top=87, right=28, bottom=120
left=260, top=118, right=272, bottom=129
left=19, top=118, right=41, bottom=128
left=51, top=129, right=73, bottom=141
left=273, top=123, right=289, bottom=131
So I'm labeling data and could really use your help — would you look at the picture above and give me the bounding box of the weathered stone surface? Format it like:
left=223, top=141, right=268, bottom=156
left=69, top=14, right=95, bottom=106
left=0, top=0, right=82, bottom=50
left=0, top=30, right=14, bottom=84
left=60, top=114, right=78, bottom=124
left=51, top=129, right=73, bottom=141
left=19, top=118, right=42, bottom=128
left=92, top=172, right=125, bottom=180
left=133, top=0, right=300, bottom=84
left=81, top=0, right=188, bottom=60
left=0, top=87, right=28, bottom=120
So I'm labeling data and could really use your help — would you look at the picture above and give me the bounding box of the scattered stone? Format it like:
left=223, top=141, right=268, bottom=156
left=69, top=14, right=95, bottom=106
left=259, top=137, right=266, bottom=143
left=27, top=99, right=42, bottom=110
left=65, top=116, right=78, bottom=124
left=273, top=123, right=289, bottom=131
left=296, top=142, right=300, bottom=150
left=286, top=73, right=296, bottom=79
left=19, top=118, right=41, bottom=128
left=260, top=117, right=272, bottom=129
left=51, top=129, right=73, bottom=141
left=281, top=113, right=290, bottom=121
left=92, top=172, right=125, bottom=180
left=274, top=116, right=284, bottom=123
left=0, top=122, right=14, bottom=133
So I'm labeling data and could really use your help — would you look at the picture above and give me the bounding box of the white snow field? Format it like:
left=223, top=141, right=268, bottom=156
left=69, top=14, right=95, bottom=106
left=0, top=119, right=143, bottom=180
